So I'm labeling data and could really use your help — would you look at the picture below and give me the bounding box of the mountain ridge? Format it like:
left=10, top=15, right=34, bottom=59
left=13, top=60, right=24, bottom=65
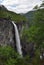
left=0, top=5, right=27, bottom=23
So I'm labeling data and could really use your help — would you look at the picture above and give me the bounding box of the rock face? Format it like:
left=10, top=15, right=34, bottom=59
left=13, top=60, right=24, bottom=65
left=0, top=18, right=35, bottom=56
left=0, top=18, right=16, bottom=48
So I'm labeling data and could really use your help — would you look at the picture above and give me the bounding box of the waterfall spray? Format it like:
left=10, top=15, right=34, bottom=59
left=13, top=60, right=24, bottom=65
left=12, top=21, right=23, bottom=57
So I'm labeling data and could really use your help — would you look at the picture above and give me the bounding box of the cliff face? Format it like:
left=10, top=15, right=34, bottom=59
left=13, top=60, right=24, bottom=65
left=0, top=5, right=35, bottom=56
left=0, top=18, right=35, bottom=57
left=0, top=18, right=16, bottom=48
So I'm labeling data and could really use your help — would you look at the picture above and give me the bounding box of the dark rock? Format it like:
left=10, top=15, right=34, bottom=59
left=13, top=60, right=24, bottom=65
left=21, top=41, right=35, bottom=57
left=0, top=18, right=16, bottom=49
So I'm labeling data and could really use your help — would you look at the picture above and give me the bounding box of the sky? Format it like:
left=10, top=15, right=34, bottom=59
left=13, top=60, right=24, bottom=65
left=0, top=0, right=43, bottom=13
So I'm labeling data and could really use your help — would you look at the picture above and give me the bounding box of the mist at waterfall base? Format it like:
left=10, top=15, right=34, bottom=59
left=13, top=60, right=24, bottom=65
left=12, top=21, right=23, bottom=57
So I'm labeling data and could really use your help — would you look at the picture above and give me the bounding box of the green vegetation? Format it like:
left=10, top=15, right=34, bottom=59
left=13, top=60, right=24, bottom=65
left=0, top=46, right=30, bottom=65
left=0, top=46, right=18, bottom=65
left=0, top=6, right=27, bottom=23
left=0, top=46, right=43, bottom=65
left=21, top=1, right=44, bottom=47
left=24, top=10, right=36, bottom=26
left=0, top=46, right=40, bottom=65
left=21, top=3, right=44, bottom=65
left=0, top=1, right=44, bottom=65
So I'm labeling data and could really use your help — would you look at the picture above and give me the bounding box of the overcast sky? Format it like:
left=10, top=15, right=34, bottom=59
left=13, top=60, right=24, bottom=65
left=0, top=0, right=42, bottom=13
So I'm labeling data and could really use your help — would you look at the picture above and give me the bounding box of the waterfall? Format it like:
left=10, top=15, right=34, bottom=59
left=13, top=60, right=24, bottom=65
left=12, top=21, right=23, bottom=57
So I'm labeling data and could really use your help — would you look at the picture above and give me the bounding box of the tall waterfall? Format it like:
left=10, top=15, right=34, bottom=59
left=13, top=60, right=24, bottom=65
left=12, top=21, right=23, bottom=57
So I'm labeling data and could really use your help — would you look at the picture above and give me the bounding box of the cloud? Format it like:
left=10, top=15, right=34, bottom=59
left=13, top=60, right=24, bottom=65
left=0, top=0, right=3, bottom=3
left=0, top=0, right=42, bottom=13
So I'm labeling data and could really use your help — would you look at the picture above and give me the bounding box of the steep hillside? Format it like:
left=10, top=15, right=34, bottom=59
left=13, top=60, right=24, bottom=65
left=0, top=5, right=27, bottom=23
left=24, top=10, right=36, bottom=26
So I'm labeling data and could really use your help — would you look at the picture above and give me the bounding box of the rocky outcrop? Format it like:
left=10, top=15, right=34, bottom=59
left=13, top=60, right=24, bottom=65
left=0, top=18, right=16, bottom=48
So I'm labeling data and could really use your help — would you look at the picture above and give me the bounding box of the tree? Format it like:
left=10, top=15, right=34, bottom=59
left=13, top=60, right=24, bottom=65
left=21, top=8, right=44, bottom=47
left=21, top=4, right=44, bottom=65
left=0, top=46, right=19, bottom=65
left=40, top=1, right=44, bottom=7
left=33, top=5, right=39, bottom=9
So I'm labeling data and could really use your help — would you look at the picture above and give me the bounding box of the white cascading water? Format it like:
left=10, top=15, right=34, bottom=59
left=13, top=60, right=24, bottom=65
left=12, top=21, right=23, bottom=57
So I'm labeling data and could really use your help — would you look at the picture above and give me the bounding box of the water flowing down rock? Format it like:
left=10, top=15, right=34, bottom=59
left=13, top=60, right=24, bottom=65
left=12, top=21, right=23, bottom=57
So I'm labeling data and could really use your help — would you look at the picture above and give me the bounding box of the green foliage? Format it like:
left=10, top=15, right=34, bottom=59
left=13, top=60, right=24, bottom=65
left=33, top=5, right=39, bottom=9
left=0, top=46, right=41, bottom=65
left=0, top=46, right=19, bottom=65
left=40, top=1, right=44, bottom=7
left=21, top=7, right=44, bottom=65
left=33, top=9, right=44, bottom=46
left=22, top=8, right=44, bottom=46
left=24, top=11, right=35, bottom=26
left=0, top=3, right=44, bottom=65
left=0, top=7, right=27, bottom=23
left=0, top=46, right=31, bottom=65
